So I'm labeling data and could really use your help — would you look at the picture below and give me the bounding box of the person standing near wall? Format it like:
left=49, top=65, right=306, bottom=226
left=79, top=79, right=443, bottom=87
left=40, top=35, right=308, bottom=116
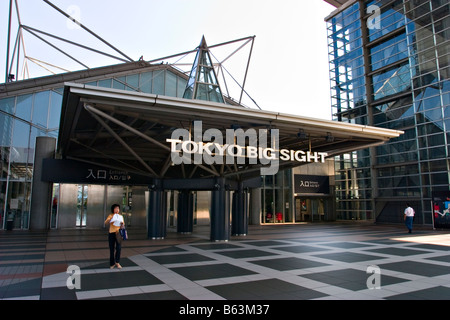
left=104, top=204, right=124, bottom=269
left=404, top=203, right=415, bottom=234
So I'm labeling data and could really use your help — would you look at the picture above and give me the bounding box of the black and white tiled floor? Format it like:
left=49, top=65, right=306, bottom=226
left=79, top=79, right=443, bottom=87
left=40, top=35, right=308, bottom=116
left=2, top=223, right=450, bottom=300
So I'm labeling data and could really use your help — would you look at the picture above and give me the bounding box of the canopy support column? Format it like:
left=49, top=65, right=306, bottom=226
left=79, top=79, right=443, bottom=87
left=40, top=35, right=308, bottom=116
left=210, top=177, right=230, bottom=241
left=147, top=179, right=166, bottom=239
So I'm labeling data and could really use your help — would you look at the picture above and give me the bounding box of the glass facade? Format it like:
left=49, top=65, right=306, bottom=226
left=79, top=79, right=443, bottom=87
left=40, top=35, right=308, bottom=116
left=183, top=38, right=225, bottom=103
left=0, top=67, right=188, bottom=229
left=327, top=0, right=450, bottom=223
left=0, top=90, right=61, bottom=230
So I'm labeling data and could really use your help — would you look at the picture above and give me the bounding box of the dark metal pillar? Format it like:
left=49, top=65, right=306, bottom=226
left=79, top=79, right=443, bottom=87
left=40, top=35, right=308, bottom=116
left=232, top=182, right=248, bottom=236
left=177, top=190, right=193, bottom=234
left=30, top=137, right=56, bottom=230
left=147, top=179, right=167, bottom=239
left=5, top=0, right=13, bottom=83
left=210, top=177, right=230, bottom=241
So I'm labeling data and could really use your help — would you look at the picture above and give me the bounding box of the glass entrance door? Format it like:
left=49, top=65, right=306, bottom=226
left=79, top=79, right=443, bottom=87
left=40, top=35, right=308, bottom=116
left=295, top=197, right=309, bottom=222
left=295, top=197, right=326, bottom=222
left=312, top=199, right=325, bottom=221
left=76, top=185, right=88, bottom=227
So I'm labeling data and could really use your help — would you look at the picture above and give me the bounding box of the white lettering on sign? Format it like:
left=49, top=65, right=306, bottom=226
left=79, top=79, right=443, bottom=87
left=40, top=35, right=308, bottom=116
left=167, top=121, right=328, bottom=175
left=299, top=180, right=320, bottom=188
left=86, top=169, right=131, bottom=181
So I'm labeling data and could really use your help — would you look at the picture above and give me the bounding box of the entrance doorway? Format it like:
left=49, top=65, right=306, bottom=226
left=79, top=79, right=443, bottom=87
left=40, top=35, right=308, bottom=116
left=55, top=184, right=147, bottom=229
left=295, top=197, right=326, bottom=222
left=166, top=190, right=211, bottom=228
left=76, top=185, right=88, bottom=227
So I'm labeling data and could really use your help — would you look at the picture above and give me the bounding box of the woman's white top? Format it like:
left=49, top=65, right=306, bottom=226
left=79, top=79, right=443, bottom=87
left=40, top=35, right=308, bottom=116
left=110, top=213, right=124, bottom=226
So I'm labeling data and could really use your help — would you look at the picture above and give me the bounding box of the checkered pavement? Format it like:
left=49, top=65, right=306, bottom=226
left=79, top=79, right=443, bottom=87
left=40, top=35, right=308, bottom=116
left=1, top=223, right=450, bottom=300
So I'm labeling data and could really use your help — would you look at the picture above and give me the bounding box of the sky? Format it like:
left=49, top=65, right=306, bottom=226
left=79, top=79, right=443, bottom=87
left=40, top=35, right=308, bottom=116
left=1, top=0, right=336, bottom=120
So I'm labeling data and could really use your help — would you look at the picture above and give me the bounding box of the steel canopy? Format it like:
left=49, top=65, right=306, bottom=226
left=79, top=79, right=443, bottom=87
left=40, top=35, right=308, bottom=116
left=58, top=83, right=403, bottom=182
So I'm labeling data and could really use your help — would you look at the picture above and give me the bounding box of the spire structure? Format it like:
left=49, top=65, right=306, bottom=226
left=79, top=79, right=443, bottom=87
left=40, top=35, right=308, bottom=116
left=183, top=36, right=224, bottom=103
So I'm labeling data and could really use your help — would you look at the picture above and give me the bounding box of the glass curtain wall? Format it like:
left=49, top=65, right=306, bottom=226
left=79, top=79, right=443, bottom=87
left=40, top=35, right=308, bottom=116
left=0, top=68, right=188, bottom=229
left=327, top=0, right=450, bottom=223
left=182, top=39, right=225, bottom=103
left=0, top=90, right=61, bottom=229
left=94, top=69, right=188, bottom=98
left=328, top=2, right=374, bottom=220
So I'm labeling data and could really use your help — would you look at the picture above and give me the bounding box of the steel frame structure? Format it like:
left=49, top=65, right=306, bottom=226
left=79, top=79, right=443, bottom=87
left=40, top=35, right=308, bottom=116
left=58, top=82, right=402, bottom=182
left=4, top=0, right=134, bottom=83
left=4, top=0, right=258, bottom=109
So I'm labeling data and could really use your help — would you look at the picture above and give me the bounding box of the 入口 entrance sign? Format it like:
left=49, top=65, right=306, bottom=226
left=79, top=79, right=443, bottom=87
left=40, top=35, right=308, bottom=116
left=167, top=121, right=327, bottom=175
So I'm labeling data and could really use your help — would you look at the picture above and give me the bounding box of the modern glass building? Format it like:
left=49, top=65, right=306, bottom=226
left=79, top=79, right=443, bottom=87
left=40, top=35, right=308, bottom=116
left=326, top=0, right=449, bottom=224
left=0, top=62, right=190, bottom=229
left=1, top=2, right=404, bottom=233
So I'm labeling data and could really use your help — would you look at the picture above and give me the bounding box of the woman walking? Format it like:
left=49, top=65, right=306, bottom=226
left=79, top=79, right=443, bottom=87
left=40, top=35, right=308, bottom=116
left=105, top=204, right=124, bottom=269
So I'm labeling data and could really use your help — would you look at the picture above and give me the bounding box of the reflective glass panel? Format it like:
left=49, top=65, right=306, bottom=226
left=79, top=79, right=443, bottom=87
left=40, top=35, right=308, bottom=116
left=12, top=119, right=30, bottom=148
left=139, top=72, right=152, bottom=94
left=177, top=77, right=187, bottom=98
left=0, top=97, right=15, bottom=114
left=125, top=74, right=139, bottom=91
left=372, top=62, right=411, bottom=100
left=0, top=113, right=13, bottom=146
left=370, top=33, right=408, bottom=71
left=16, top=94, right=32, bottom=121
left=6, top=181, right=31, bottom=229
left=32, top=91, right=50, bottom=128
left=165, top=71, right=177, bottom=97
left=98, top=79, right=112, bottom=88
left=153, top=70, right=165, bottom=95
left=368, top=0, right=405, bottom=41
left=112, top=76, right=126, bottom=90
left=49, top=90, right=63, bottom=130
